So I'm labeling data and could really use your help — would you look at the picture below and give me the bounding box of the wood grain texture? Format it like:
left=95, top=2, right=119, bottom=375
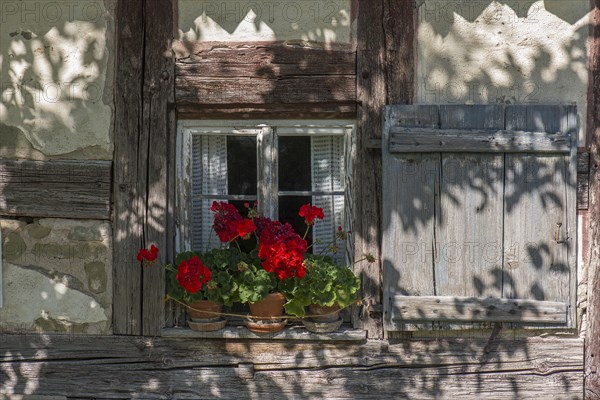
left=175, top=42, right=356, bottom=117
left=0, top=333, right=583, bottom=399
left=113, top=0, right=175, bottom=335
left=585, top=2, right=600, bottom=396
left=353, top=0, right=416, bottom=339
left=389, top=295, right=567, bottom=324
left=389, top=128, right=572, bottom=153
left=382, top=105, right=577, bottom=330
left=577, top=148, right=590, bottom=210
left=503, top=105, right=577, bottom=329
left=113, top=0, right=145, bottom=335
left=0, top=159, right=111, bottom=219
left=140, top=0, right=175, bottom=336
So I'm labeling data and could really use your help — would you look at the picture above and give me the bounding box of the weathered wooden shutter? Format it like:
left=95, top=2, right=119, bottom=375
left=382, top=105, right=578, bottom=330
left=191, top=135, right=227, bottom=251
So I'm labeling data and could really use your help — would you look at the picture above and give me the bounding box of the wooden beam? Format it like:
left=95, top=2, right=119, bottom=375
left=389, top=127, right=572, bottom=153
left=0, top=159, right=111, bottom=219
left=388, top=295, right=567, bottom=324
left=353, top=0, right=416, bottom=339
left=113, top=0, right=175, bottom=336
left=578, top=148, right=591, bottom=210
left=113, top=0, right=145, bottom=335
left=174, top=42, right=356, bottom=117
left=177, top=103, right=357, bottom=120
left=585, top=1, right=600, bottom=396
left=141, top=0, right=175, bottom=336
left=0, top=333, right=583, bottom=399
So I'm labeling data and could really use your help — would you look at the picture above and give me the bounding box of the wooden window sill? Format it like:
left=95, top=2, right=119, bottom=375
left=162, top=325, right=367, bottom=341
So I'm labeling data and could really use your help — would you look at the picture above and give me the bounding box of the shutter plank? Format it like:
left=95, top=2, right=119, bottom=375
left=387, top=104, right=439, bottom=128
left=437, top=155, right=506, bottom=296
left=439, top=104, right=505, bottom=129
left=431, top=106, right=505, bottom=331
left=388, top=128, right=571, bottom=153
left=436, top=105, right=505, bottom=298
left=389, top=295, right=567, bottom=324
left=382, top=154, right=439, bottom=296
left=503, top=107, right=573, bottom=320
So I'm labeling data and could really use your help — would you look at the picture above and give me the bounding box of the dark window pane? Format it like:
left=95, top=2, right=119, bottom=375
left=278, top=136, right=311, bottom=191
left=227, top=136, right=257, bottom=195
left=278, top=195, right=313, bottom=252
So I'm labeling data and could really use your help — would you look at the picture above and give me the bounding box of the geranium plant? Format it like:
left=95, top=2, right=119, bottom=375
left=279, top=227, right=364, bottom=317
left=136, top=245, right=240, bottom=307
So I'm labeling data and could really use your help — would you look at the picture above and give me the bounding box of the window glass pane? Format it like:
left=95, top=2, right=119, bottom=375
left=227, top=136, right=257, bottom=196
left=278, top=195, right=313, bottom=250
left=278, top=136, right=311, bottom=191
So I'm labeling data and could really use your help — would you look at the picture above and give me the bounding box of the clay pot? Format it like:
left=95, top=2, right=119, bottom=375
left=246, top=319, right=288, bottom=334
left=303, top=318, right=343, bottom=333
left=187, top=300, right=222, bottom=321
left=308, top=304, right=341, bottom=323
left=248, top=292, right=286, bottom=319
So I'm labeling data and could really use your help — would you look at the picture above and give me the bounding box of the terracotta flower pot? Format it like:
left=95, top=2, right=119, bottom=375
left=308, top=304, right=341, bottom=323
left=249, top=292, right=286, bottom=319
left=188, top=300, right=222, bottom=321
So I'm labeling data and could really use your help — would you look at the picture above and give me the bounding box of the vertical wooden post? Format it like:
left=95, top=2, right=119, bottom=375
left=113, top=0, right=145, bottom=335
left=113, top=0, right=175, bottom=336
left=354, top=0, right=416, bottom=338
left=586, top=1, right=600, bottom=396
left=141, top=0, right=175, bottom=337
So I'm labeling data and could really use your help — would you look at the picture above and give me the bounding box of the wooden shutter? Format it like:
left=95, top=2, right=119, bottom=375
left=382, top=105, right=578, bottom=330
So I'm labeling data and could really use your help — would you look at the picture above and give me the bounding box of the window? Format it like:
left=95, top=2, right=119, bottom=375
left=176, top=120, right=355, bottom=265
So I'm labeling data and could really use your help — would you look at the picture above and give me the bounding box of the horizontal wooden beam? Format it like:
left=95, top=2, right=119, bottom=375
left=175, top=42, right=356, bottom=117
left=0, top=333, right=583, bottom=398
left=388, top=295, right=567, bottom=324
left=389, top=127, right=572, bottom=153
left=0, top=159, right=111, bottom=219
left=177, top=76, right=356, bottom=104
left=177, top=103, right=356, bottom=120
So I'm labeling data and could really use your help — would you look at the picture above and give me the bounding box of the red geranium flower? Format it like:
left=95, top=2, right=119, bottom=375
left=176, top=256, right=212, bottom=294
left=258, top=220, right=307, bottom=280
left=211, top=201, right=243, bottom=243
left=137, top=245, right=159, bottom=263
left=235, top=219, right=256, bottom=239
left=299, top=204, right=324, bottom=225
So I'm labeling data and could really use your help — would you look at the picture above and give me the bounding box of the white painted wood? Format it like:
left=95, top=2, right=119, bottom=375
left=258, top=126, right=276, bottom=219
left=388, top=295, right=567, bottom=324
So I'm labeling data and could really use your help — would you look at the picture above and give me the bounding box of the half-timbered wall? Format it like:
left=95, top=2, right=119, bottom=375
left=0, top=0, right=116, bottom=334
left=2, top=0, right=600, bottom=399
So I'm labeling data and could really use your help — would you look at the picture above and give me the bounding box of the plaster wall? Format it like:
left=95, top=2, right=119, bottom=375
left=0, top=218, right=112, bottom=334
left=417, top=0, right=590, bottom=143
left=178, top=0, right=353, bottom=45
left=0, top=0, right=115, bottom=160
left=0, top=0, right=115, bottom=333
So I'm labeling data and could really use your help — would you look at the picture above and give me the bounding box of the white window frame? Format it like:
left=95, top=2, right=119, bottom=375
left=176, top=120, right=355, bottom=264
